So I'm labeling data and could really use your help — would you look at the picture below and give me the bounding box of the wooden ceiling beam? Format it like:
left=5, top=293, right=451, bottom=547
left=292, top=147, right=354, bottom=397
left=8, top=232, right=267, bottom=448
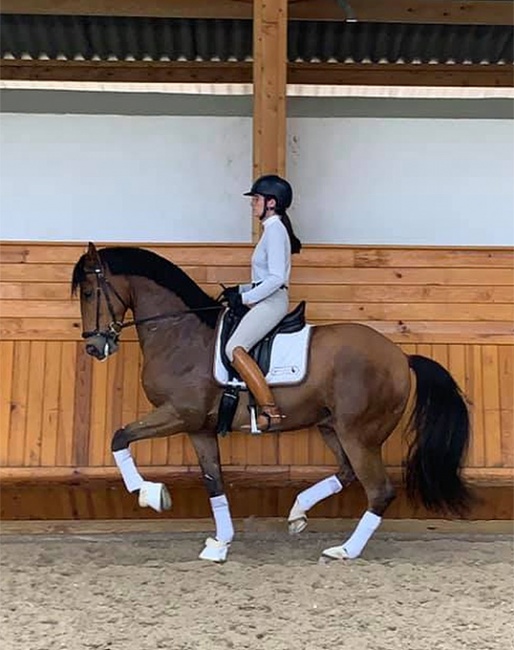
left=1, top=60, right=512, bottom=88
left=290, top=0, right=514, bottom=24
left=0, top=60, right=254, bottom=84
left=289, top=62, right=514, bottom=87
left=1, top=0, right=513, bottom=25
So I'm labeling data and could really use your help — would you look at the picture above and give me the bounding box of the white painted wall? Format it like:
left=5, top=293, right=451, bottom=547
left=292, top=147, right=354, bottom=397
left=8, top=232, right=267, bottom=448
left=287, top=117, right=514, bottom=246
left=1, top=101, right=513, bottom=246
left=0, top=114, right=253, bottom=243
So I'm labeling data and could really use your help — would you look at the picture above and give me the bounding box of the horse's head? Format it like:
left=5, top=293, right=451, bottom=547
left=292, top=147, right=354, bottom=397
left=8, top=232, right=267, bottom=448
left=72, top=242, right=131, bottom=361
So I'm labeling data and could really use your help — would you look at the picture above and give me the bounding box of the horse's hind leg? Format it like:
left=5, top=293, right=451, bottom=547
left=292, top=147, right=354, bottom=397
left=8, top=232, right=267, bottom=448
left=288, top=423, right=356, bottom=534
left=322, top=437, right=395, bottom=560
left=188, top=430, right=233, bottom=563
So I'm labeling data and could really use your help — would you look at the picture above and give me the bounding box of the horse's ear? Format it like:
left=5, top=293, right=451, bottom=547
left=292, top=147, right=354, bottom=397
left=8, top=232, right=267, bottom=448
left=85, top=242, right=100, bottom=265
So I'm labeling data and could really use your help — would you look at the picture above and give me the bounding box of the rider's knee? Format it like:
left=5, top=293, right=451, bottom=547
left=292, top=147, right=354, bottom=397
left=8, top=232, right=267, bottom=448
left=226, top=340, right=246, bottom=363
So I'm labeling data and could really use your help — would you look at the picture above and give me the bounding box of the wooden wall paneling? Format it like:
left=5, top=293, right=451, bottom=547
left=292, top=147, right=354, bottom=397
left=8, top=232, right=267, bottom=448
left=40, top=341, right=63, bottom=466
left=482, top=345, right=503, bottom=468
left=151, top=429, right=169, bottom=469
left=99, top=353, right=113, bottom=467
left=70, top=485, right=95, bottom=519
left=278, top=426, right=311, bottom=466
left=258, top=425, right=280, bottom=466
left=467, top=346, right=485, bottom=468
left=245, top=428, right=264, bottom=466
left=308, top=301, right=514, bottom=322
left=4, top=243, right=513, bottom=267
left=498, top=347, right=514, bottom=467
left=290, top=266, right=514, bottom=286
left=289, top=284, right=514, bottom=304
left=72, top=343, right=92, bottom=467
left=2, top=281, right=514, bottom=305
left=431, top=343, right=449, bottom=369
left=8, top=341, right=30, bottom=466
left=120, top=342, right=139, bottom=429
left=501, top=411, right=514, bottom=467
left=23, top=341, right=46, bottom=466
left=306, top=425, right=332, bottom=466
left=228, top=431, right=247, bottom=465
left=498, top=346, right=514, bottom=412
left=0, top=341, right=15, bottom=466
left=88, top=350, right=109, bottom=467
left=0, top=262, right=74, bottom=282
left=103, top=350, right=125, bottom=465
left=55, top=341, right=77, bottom=466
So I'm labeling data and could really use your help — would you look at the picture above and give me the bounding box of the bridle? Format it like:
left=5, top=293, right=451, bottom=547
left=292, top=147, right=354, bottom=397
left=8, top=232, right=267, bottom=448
left=81, top=262, right=224, bottom=341
left=81, top=264, right=128, bottom=340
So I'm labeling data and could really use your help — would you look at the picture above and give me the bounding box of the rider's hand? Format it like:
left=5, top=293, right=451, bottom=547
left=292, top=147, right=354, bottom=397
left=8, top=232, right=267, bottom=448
left=226, top=291, right=248, bottom=317
left=220, top=285, right=240, bottom=301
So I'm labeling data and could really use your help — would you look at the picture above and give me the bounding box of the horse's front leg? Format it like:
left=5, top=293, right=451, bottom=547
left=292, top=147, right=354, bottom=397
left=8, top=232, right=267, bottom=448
left=188, top=430, right=233, bottom=563
left=111, top=402, right=184, bottom=513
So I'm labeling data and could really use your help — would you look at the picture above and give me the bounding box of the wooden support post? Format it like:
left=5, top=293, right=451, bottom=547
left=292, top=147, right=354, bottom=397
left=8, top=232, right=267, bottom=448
left=252, top=0, right=288, bottom=242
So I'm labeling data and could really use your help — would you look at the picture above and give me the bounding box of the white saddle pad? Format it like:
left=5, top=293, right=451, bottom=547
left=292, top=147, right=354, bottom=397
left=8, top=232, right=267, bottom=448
left=213, top=315, right=313, bottom=387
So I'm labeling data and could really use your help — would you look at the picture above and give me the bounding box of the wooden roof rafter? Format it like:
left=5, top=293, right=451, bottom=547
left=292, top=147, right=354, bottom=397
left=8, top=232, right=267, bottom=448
left=2, top=60, right=512, bottom=88
left=1, top=0, right=513, bottom=25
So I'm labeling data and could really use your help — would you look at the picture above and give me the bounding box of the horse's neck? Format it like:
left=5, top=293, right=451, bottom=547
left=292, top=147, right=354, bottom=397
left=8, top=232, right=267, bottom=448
left=129, top=277, right=216, bottom=350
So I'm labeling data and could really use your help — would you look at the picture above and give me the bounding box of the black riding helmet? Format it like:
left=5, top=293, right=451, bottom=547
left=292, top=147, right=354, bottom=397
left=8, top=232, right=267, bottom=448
left=244, top=174, right=293, bottom=213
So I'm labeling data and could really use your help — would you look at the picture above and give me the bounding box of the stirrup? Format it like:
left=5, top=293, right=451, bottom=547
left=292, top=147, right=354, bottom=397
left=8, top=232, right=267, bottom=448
left=258, top=405, right=285, bottom=432
left=242, top=405, right=285, bottom=434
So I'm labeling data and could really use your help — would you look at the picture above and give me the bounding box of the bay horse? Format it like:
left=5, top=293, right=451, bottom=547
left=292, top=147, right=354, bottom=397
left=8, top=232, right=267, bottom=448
left=72, top=242, right=473, bottom=562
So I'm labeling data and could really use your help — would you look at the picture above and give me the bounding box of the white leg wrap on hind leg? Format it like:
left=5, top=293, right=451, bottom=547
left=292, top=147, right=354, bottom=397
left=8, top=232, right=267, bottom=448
left=296, top=475, right=343, bottom=511
left=113, top=448, right=144, bottom=492
left=288, top=475, right=343, bottom=530
left=323, top=510, right=382, bottom=560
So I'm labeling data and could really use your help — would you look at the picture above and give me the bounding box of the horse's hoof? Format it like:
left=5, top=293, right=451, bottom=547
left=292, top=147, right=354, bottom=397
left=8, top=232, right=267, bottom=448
left=138, top=481, right=172, bottom=512
left=321, top=545, right=351, bottom=560
left=288, top=516, right=308, bottom=535
left=287, top=498, right=307, bottom=534
left=199, top=537, right=230, bottom=563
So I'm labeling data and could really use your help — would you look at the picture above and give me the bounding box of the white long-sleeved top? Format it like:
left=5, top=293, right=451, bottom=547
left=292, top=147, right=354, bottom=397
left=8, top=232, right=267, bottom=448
left=240, top=215, right=291, bottom=305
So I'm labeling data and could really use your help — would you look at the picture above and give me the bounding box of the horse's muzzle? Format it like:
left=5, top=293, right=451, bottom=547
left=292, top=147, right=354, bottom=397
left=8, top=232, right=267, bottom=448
left=84, top=333, right=120, bottom=360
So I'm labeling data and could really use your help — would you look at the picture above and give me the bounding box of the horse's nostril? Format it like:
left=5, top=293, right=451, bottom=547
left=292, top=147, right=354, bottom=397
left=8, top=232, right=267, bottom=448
left=86, top=344, right=101, bottom=358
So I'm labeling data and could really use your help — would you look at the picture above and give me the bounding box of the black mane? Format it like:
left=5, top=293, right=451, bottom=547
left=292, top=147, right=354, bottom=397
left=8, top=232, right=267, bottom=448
left=71, top=246, right=223, bottom=329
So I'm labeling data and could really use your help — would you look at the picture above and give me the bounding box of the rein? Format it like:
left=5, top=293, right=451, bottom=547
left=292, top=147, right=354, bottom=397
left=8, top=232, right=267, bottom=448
left=119, top=304, right=224, bottom=331
left=81, top=264, right=224, bottom=340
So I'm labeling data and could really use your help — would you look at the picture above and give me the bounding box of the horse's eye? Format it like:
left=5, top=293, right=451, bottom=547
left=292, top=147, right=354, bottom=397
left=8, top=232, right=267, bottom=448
left=83, top=290, right=93, bottom=299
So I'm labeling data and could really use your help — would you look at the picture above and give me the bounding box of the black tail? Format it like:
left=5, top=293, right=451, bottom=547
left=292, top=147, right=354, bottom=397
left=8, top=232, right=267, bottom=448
left=405, top=354, right=474, bottom=516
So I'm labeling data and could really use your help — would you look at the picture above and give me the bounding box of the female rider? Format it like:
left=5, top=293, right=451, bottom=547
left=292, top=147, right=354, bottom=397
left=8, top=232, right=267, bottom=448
left=222, top=174, right=302, bottom=431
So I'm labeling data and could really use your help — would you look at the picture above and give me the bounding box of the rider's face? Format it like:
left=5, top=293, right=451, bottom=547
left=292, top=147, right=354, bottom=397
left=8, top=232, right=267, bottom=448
left=251, top=194, right=276, bottom=220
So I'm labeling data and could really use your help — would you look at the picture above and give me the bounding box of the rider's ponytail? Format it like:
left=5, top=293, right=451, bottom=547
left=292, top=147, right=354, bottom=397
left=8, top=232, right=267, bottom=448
left=278, top=211, right=302, bottom=255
